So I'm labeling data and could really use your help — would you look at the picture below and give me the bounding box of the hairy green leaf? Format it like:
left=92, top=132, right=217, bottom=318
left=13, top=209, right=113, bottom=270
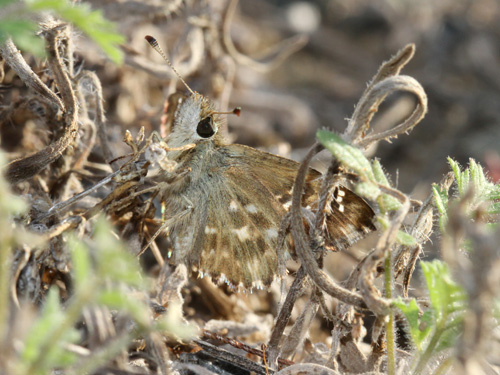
left=317, top=130, right=375, bottom=181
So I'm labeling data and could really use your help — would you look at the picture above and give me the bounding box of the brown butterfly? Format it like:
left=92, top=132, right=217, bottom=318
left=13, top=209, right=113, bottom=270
left=146, top=36, right=375, bottom=290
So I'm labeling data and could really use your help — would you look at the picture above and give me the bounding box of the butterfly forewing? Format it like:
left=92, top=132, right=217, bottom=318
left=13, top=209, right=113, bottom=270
left=163, top=143, right=375, bottom=289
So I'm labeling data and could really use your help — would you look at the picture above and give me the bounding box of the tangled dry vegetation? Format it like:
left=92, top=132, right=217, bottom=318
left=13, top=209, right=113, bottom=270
left=1, top=1, right=500, bottom=375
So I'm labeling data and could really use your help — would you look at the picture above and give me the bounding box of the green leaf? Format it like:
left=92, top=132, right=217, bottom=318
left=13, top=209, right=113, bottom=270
left=0, top=0, right=17, bottom=6
left=156, top=302, right=200, bottom=341
left=20, top=288, right=80, bottom=370
left=469, top=158, right=486, bottom=196
left=0, top=20, right=45, bottom=56
left=27, top=0, right=125, bottom=63
left=396, top=230, right=417, bottom=246
left=432, top=183, right=449, bottom=233
left=355, top=181, right=380, bottom=201
left=93, top=218, right=145, bottom=288
left=434, top=321, right=463, bottom=352
left=372, top=160, right=401, bottom=212
left=372, top=159, right=389, bottom=185
left=432, top=184, right=448, bottom=217
left=68, top=236, right=91, bottom=289
left=448, top=158, right=466, bottom=196
left=421, top=260, right=466, bottom=321
left=317, top=130, right=375, bottom=181
left=98, top=291, right=149, bottom=327
left=394, top=298, right=432, bottom=351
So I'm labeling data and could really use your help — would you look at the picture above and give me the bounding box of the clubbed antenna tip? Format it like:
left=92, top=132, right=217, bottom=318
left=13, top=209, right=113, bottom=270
left=144, top=35, right=195, bottom=96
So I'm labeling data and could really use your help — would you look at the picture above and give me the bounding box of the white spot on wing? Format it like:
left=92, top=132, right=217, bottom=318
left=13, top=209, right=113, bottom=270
left=283, top=201, right=292, bottom=210
left=205, top=226, right=217, bottom=234
left=245, top=204, right=258, bottom=213
left=339, top=205, right=345, bottom=212
left=229, top=200, right=238, bottom=211
left=337, top=189, right=346, bottom=197
left=232, top=226, right=250, bottom=241
left=266, top=228, right=278, bottom=239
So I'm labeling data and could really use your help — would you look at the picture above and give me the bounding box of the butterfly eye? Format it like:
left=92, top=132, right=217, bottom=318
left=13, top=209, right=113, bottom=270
left=196, top=116, right=215, bottom=138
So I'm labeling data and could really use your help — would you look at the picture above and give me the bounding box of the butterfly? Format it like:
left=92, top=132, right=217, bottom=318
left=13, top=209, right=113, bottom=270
left=145, top=36, right=376, bottom=290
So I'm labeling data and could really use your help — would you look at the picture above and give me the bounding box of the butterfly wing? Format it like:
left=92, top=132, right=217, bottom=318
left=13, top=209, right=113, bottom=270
left=165, top=145, right=302, bottom=289
left=231, top=145, right=376, bottom=251
left=165, top=144, right=375, bottom=289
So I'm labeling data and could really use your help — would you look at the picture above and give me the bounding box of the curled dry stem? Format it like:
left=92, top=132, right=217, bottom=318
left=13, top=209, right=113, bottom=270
left=343, top=44, right=427, bottom=149
left=4, top=25, right=79, bottom=184
left=222, top=0, right=308, bottom=73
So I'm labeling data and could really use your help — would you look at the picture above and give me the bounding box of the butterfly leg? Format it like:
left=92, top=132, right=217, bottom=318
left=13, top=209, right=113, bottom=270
left=140, top=208, right=192, bottom=256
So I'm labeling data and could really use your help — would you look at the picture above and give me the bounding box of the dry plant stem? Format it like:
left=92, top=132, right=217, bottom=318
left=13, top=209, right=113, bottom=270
left=359, top=185, right=409, bottom=316
left=83, top=180, right=137, bottom=220
left=384, top=247, right=396, bottom=375
left=145, top=232, right=165, bottom=266
left=280, top=297, right=319, bottom=359
left=194, top=339, right=272, bottom=375
left=40, top=216, right=83, bottom=241
left=202, top=330, right=293, bottom=368
left=316, top=288, right=350, bottom=329
left=76, top=70, right=115, bottom=167
left=344, top=43, right=414, bottom=142
left=275, top=363, right=342, bottom=375
left=402, top=244, right=421, bottom=298
left=71, top=331, right=134, bottom=375
left=0, top=38, right=64, bottom=111
left=222, top=0, right=308, bottom=73
left=342, top=44, right=427, bottom=149
left=354, top=76, right=427, bottom=149
left=366, top=44, right=415, bottom=96
left=42, top=169, right=121, bottom=219
left=397, top=173, right=453, bottom=296
left=313, top=161, right=341, bottom=236
left=5, top=26, right=79, bottom=184
left=268, top=266, right=307, bottom=368
left=290, top=143, right=366, bottom=308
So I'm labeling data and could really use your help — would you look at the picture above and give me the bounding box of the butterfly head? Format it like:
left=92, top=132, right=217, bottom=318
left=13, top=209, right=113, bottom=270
left=166, top=92, right=223, bottom=150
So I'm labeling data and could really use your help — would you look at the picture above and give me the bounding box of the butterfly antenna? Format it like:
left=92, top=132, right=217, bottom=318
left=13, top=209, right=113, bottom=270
left=212, top=107, right=242, bottom=117
left=145, top=35, right=195, bottom=96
